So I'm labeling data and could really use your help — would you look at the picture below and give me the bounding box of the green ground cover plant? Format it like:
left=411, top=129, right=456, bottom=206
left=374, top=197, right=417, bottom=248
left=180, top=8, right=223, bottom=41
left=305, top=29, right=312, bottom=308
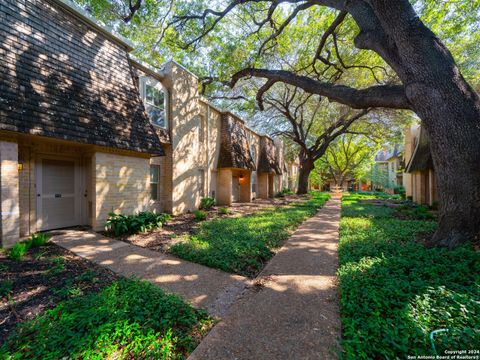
left=1, top=278, right=213, bottom=359
left=193, top=210, right=207, bottom=221
left=7, top=233, right=51, bottom=260
left=106, top=211, right=171, bottom=236
left=199, top=197, right=216, bottom=210
left=338, top=193, right=480, bottom=358
left=171, top=192, right=330, bottom=277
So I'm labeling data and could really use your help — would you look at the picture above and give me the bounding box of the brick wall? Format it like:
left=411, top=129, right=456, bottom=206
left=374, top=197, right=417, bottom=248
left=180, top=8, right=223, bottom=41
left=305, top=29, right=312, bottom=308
left=0, top=141, right=20, bottom=248
left=150, top=144, right=173, bottom=213
left=92, top=151, right=150, bottom=230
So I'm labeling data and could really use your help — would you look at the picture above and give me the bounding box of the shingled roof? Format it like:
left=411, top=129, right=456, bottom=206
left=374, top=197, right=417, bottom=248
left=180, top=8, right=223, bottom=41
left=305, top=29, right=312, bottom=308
left=406, top=126, right=433, bottom=173
left=217, top=113, right=256, bottom=170
left=258, top=136, right=282, bottom=174
left=0, top=0, right=164, bottom=155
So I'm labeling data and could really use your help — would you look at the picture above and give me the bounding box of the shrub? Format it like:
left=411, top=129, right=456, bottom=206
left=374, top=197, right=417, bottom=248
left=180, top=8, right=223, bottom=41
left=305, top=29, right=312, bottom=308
left=8, top=241, right=31, bottom=260
left=0, top=279, right=212, bottom=359
left=193, top=210, right=207, bottom=221
left=106, top=212, right=171, bottom=236
left=199, top=197, right=216, bottom=210
left=218, top=207, right=229, bottom=215
left=31, top=233, right=50, bottom=247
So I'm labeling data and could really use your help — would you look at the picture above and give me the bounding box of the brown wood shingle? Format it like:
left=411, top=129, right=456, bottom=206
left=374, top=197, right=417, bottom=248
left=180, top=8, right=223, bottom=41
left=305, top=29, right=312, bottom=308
left=0, top=0, right=164, bottom=155
left=217, top=113, right=255, bottom=170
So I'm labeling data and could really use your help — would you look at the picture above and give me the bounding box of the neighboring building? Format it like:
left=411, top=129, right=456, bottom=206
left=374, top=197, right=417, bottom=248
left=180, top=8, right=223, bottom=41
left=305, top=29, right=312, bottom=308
left=371, top=146, right=403, bottom=191
left=403, top=125, right=438, bottom=206
left=0, top=0, right=296, bottom=247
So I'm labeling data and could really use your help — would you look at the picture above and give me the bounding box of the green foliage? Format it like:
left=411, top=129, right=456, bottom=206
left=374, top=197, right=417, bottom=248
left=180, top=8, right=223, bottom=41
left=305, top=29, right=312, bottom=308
left=171, top=192, right=330, bottom=276
left=106, top=211, right=171, bottom=236
left=47, top=257, right=66, bottom=277
left=30, top=232, right=51, bottom=247
left=193, top=210, right=207, bottom=221
left=275, top=187, right=294, bottom=198
left=394, top=185, right=406, bottom=199
left=395, top=203, right=436, bottom=221
left=0, top=279, right=13, bottom=298
left=338, top=194, right=480, bottom=358
left=199, top=197, right=216, bottom=210
left=1, top=278, right=212, bottom=359
left=8, top=241, right=31, bottom=260
left=218, top=207, right=230, bottom=215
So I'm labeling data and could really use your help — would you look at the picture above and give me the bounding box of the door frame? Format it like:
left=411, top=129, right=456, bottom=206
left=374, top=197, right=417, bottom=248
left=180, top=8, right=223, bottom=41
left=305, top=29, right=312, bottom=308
left=36, top=154, right=86, bottom=231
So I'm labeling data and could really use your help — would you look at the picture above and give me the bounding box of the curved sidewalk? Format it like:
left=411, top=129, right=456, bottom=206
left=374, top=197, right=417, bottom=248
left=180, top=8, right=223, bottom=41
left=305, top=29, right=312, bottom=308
left=189, top=197, right=342, bottom=360
left=50, top=230, right=249, bottom=318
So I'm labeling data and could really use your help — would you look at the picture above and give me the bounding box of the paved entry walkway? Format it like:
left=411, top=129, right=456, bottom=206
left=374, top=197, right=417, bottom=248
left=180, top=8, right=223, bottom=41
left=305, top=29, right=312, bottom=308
left=189, top=197, right=342, bottom=360
left=50, top=230, right=249, bottom=317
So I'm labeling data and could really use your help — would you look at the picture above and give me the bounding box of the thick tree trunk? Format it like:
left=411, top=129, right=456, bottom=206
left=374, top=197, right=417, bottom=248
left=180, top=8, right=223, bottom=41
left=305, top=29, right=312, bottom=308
left=368, top=1, right=480, bottom=248
left=297, top=157, right=314, bottom=195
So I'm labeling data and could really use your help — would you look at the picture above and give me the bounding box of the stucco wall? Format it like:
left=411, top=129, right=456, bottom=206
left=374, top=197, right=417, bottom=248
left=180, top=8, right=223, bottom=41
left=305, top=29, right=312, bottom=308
left=92, top=151, right=150, bottom=230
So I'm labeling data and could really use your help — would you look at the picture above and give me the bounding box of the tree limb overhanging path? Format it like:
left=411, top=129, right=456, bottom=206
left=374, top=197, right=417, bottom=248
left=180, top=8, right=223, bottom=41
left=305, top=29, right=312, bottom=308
left=189, top=197, right=342, bottom=360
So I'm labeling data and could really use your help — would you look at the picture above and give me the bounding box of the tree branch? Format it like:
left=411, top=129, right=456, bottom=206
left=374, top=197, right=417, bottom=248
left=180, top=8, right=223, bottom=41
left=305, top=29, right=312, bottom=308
left=231, top=68, right=411, bottom=109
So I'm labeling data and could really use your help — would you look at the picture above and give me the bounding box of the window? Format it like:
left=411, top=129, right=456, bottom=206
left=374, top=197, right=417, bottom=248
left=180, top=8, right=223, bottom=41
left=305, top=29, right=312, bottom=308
left=250, top=144, right=256, bottom=163
left=141, top=77, right=168, bottom=129
left=150, top=165, right=160, bottom=200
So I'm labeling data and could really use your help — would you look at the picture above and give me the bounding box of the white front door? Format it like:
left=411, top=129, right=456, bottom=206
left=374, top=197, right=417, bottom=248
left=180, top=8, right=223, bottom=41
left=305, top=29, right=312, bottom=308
left=36, top=158, right=82, bottom=231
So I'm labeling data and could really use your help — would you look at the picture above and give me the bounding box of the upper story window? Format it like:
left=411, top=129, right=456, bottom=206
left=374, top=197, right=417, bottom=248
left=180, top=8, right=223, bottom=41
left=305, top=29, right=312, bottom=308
left=140, top=77, right=168, bottom=129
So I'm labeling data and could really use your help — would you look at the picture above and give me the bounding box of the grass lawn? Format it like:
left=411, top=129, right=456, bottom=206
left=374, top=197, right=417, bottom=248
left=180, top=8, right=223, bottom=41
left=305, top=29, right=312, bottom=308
left=338, top=193, right=480, bottom=358
left=1, top=245, right=212, bottom=359
left=170, top=192, right=330, bottom=277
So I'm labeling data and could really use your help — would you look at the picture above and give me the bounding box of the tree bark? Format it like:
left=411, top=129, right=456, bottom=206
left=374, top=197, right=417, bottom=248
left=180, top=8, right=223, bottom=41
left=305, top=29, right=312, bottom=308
left=297, top=155, right=315, bottom=195
left=367, top=1, right=480, bottom=248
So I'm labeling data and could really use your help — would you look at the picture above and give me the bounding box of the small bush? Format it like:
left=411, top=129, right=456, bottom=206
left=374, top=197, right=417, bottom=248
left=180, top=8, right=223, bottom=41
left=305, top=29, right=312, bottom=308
left=199, top=197, right=216, bottom=210
left=31, top=233, right=50, bottom=247
left=8, top=241, right=31, bottom=260
left=193, top=210, right=207, bottom=221
left=218, top=207, right=229, bottom=215
left=106, top=211, right=171, bottom=236
left=0, top=279, right=13, bottom=298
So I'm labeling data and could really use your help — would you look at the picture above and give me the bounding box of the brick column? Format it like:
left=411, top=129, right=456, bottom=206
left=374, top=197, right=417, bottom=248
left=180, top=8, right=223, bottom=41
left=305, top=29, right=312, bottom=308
left=0, top=141, right=20, bottom=248
left=257, top=173, right=269, bottom=199
left=217, top=169, right=232, bottom=205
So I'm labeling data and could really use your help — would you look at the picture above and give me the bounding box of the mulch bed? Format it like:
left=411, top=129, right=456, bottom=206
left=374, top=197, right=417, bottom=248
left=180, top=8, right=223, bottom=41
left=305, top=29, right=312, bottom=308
left=0, top=243, right=118, bottom=343
left=108, top=195, right=309, bottom=252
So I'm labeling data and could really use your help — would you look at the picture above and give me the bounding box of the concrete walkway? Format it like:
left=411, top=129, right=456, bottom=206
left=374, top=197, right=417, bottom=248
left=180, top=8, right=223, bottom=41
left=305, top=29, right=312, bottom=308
left=189, top=197, right=342, bottom=360
left=50, top=230, right=249, bottom=317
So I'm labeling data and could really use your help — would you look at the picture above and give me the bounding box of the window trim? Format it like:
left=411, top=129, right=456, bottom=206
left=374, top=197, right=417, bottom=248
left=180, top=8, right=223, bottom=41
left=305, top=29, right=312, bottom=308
left=140, top=76, right=169, bottom=130
left=150, top=165, right=160, bottom=201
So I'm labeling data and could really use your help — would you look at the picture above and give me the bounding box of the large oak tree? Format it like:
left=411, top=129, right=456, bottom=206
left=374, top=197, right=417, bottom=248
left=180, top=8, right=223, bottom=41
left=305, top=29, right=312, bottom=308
left=81, top=0, right=480, bottom=248
left=171, top=0, right=480, bottom=248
